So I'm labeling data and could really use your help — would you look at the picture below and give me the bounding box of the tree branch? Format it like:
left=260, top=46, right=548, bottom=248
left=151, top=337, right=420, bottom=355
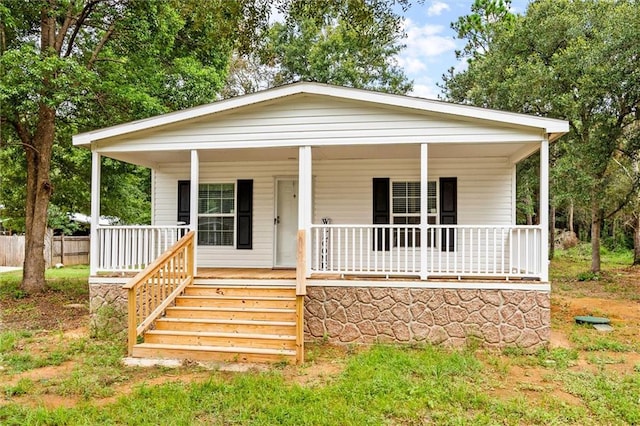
left=605, top=180, right=640, bottom=220
left=54, top=1, right=78, bottom=54
left=88, top=20, right=116, bottom=69
left=5, top=117, right=38, bottom=154
left=64, top=0, right=101, bottom=58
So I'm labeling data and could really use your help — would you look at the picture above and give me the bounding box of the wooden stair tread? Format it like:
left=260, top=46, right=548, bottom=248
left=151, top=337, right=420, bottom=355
left=166, top=306, right=295, bottom=313
left=157, top=318, right=295, bottom=326
left=145, top=330, right=295, bottom=340
left=189, top=285, right=295, bottom=290
left=134, top=342, right=296, bottom=356
left=177, top=295, right=295, bottom=301
left=193, top=279, right=296, bottom=285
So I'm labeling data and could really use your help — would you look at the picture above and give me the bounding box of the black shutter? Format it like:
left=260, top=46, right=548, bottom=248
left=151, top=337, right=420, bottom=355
left=236, top=179, right=253, bottom=249
left=372, top=178, right=390, bottom=251
left=177, top=180, right=190, bottom=225
left=439, top=177, right=457, bottom=252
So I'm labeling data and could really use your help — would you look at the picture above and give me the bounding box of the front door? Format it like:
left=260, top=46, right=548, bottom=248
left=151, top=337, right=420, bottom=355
left=275, top=179, right=298, bottom=267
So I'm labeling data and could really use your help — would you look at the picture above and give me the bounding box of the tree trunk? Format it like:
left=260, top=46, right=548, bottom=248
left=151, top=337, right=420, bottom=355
left=549, top=203, right=555, bottom=260
left=590, top=199, right=601, bottom=273
left=634, top=214, right=640, bottom=266
left=21, top=104, right=56, bottom=293
left=568, top=200, right=574, bottom=233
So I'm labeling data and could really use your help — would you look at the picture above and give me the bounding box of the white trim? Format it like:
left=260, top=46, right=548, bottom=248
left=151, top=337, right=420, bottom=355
left=539, top=139, right=550, bottom=282
left=420, top=144, right=429, bottom=279
left=511, top=165, right=517, bottom=225
left=89, top=151, right=101, bottom=276
left=298, top=146, right=313, bottom=276
left=190, top=150, right=199, bottom=275
left=307, top=279, right=550, bottom=291
left=92, top=133, right=549, bottom=154
left=150, top=169, right=156, bottom=226
left=73, top=82, right=569, bottom=147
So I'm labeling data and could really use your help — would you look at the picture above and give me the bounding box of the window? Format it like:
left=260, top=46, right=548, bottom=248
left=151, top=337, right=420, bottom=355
left=391, top=181, right=437, bottom=247
left=198, top=183, right=235, bottom=246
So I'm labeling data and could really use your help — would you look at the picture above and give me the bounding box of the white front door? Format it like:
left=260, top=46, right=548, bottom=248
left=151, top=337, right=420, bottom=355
left=275, top=179, right=298, bottom=267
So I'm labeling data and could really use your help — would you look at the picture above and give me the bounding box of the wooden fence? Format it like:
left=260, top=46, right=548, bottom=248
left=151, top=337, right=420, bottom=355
left=0, top=233, right=90, bottom=267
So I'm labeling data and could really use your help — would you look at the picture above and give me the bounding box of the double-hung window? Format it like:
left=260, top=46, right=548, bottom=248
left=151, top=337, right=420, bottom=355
left=392, top=181, right=437, bottom=247
left=198, top=183, right=235, bottom=246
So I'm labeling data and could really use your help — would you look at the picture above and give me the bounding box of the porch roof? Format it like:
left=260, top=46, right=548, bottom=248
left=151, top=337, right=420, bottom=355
left=73, top=82, right=569, bottom=149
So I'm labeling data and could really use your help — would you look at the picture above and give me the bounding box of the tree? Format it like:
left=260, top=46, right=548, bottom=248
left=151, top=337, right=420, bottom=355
left=1, top=0, right=411, bottom=293
left=0, top=0, right=269, bottom=293
left=224, top=0, right=412, bottom=96
left=450, top=0, right=515, bottom=61
left=443, top=0, right=640, bottom=272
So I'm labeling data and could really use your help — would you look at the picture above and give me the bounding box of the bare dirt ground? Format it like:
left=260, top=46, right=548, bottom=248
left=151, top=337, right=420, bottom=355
left=1, top=266, right=639, bottom=410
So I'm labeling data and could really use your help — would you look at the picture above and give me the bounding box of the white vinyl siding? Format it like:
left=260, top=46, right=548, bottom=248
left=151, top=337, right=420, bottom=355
left=96, top=96, right=545, bottom=153
left=153, top=157, right=512, bottom=268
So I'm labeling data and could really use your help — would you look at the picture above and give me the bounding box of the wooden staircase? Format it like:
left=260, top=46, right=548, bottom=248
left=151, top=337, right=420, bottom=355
left=131, top=281, right=298, bottom=364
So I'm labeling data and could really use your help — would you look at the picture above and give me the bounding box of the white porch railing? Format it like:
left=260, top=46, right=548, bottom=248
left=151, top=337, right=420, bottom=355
left=96, top=225, right=190, bottom=272
left=310, top=224, right=542, bottom=279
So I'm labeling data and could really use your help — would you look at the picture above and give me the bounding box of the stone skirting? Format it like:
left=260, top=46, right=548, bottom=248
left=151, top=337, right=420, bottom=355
left=304, top=286, right=550, bottom=349
left=89, top=283, right=128, bottom=336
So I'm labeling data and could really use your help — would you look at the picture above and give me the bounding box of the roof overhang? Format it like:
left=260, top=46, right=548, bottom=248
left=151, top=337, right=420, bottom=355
left=73, top=82, right=569, bottom=148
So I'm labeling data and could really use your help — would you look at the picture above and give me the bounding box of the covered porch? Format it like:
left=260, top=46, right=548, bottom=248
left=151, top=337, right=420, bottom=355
left=89, top=140, right=550, bottom=282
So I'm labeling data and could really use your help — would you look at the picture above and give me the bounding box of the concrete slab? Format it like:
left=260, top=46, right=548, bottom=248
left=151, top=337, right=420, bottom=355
left=0, top=266, right=21, bottom=274
left=593, top=324, right=614, bottom=332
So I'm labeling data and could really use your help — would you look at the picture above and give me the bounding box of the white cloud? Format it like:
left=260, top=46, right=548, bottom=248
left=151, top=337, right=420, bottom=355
left=410, top=82, right=442, bottom=100
left=427, top=1, right=450, bottom=17
left=402, top=19, right=456, bottom=58
left=397, top=18, right=457, bottom=98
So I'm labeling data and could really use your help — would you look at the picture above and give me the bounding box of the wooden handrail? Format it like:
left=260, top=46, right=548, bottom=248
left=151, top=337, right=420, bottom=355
left=125, top=231, right=195, bottom=355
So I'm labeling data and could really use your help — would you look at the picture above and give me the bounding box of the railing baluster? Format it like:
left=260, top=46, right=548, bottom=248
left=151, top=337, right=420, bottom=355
left=315, top=227, right=320, bottom=271
left=381, top=227, right=386, bottom=273
left=374, top=226, right=378, bottom=272
left=461, top=228, right=466, bottom=274
left=351, top=228, right=357, bottom=272
left=484, top=228, right=489, bottom=273
left=367, top=228, right=371, bottom=272
left=358, top=228, right=363, bottom=272
left=411, top=227, right=416, bottom=273
left=453, top=228, right=458, bottom=274
left=337, top=228, right=342, bottom=272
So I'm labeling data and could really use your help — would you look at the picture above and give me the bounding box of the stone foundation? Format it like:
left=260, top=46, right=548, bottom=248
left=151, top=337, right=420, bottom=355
left=304, top=286, right=550, bottom=350
left=89, top=282, right=128, bottom=337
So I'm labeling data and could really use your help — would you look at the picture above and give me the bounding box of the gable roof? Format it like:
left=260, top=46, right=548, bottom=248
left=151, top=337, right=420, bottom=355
left=73, top=82, right=568, bottom=147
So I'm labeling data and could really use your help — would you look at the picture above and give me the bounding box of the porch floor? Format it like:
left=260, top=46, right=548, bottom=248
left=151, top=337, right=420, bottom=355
left=96, top=268, right=541, bottom=282
left=195, top=268, right=539, bottom=282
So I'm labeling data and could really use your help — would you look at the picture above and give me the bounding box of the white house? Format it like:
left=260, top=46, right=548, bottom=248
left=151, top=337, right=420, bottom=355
left=74, top=82, right=568, bottom=363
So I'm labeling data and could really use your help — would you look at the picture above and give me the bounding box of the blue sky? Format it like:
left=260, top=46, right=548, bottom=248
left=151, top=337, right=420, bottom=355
left=397, top=0, right=529, bottom=99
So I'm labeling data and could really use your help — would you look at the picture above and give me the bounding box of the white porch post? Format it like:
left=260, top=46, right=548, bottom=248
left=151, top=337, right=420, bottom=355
left=298, top=146, right=312, bottom=277
left=190, top=150, right=199, bottom=276
left=420, top=144, right=429, bottom=280
left=540, top=138, right=550, bottom=282
left=89, top=151, right=101, bottom=276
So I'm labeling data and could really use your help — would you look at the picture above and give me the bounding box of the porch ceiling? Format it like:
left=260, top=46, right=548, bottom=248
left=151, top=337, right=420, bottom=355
left=103, top=142, right=535, bottom=168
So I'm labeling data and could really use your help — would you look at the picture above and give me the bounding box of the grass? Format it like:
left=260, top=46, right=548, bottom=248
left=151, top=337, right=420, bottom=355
left=0, top=265, right=89, bottom=299
left=1, top=255, right=639, bottom=424
left=0, top=343, right=637, bottom=425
